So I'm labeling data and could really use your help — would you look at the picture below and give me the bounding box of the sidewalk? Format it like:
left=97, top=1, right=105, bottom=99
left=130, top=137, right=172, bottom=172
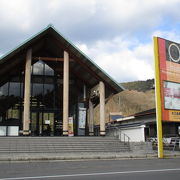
left=0, top=150, right=180, bottom=161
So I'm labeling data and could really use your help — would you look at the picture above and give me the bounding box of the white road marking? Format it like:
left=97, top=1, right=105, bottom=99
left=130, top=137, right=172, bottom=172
left=1, top=168, right=180, bottom=180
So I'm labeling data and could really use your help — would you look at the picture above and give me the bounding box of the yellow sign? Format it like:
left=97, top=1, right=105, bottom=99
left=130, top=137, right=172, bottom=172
left=154, top=37, right=180, bottom=158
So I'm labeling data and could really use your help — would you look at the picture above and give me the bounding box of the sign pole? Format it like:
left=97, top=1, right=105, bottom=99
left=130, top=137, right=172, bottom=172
left=154, top=37, right=164, bottom=158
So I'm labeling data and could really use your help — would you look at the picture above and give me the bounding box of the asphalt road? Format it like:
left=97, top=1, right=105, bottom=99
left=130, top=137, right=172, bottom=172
left=0, top=158, right=180, bottom=180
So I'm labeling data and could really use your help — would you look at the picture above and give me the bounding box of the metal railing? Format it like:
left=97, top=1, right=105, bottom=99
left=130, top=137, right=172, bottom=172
left=171, top=137, right=180, bottom=151
left=106, top=126, right=130, bottom=146
left=147, top=137, right=180, bottom=151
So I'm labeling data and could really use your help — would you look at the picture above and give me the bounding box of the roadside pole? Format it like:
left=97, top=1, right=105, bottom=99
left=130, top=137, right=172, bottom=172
left=154, top=37, right=164, bottom=158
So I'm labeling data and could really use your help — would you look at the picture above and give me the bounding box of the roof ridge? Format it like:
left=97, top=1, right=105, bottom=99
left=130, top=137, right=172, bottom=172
left=0, top=25, right=124, bottom=92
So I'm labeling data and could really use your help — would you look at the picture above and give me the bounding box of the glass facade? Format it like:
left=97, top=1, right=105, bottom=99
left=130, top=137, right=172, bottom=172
left=0, top=60, right=85, bottom=136
left=30, top=61, right=61, bottom=136
left=0, top=74, right=23, bottom=129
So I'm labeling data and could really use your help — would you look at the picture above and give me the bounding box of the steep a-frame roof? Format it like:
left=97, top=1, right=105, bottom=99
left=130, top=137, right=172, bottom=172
left=0, top=25, right=124, bottom=93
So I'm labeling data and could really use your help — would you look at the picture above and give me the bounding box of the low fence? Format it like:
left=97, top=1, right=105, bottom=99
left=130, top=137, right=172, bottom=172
left=147, top=137, right=180, bottom=151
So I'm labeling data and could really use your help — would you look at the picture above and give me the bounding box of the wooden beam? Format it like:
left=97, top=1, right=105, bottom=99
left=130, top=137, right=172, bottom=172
left=50, top=36, right=117, bottom=93
left=33, top=56, right=73, bottom=62
left=89, top=100, right=94, bottom=136
left=49, top=37, right=102, bottom=81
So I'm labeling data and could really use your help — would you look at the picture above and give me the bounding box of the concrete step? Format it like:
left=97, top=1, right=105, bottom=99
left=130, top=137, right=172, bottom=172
left=0, top=137, right=116, bottom=139
left=0, top=137, right=130, bottom=153
left=0, top=145, right=127, bottom=148
left=0, top=144, right=129, bottom=148
left=0, top=147, right=130, bottom=151
left=0, top=145, right=126, bottom=148
left=0, top=149, right=130, bottom=153
left=0, top=148, right=130, bottom=152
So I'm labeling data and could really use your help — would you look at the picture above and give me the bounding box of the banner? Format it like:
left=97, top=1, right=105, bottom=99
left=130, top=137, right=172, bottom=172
left=68, top=117, right=74, bottom=136
left=78, top=108, right=86, bottom=129
left=155, top=37, right=180, bottom=122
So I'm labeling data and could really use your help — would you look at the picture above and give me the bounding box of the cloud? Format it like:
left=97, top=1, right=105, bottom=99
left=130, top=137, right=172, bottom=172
left=76, top=37, right=154, bottom=82
left=76, top=28, right=180, bottom=82
left=1, top=0, right=180, bottom=82
left=153, top=30, right=180, bottom=43
left=0, top=0, right=32, bottom=31
left=1, top=0, right=180, bottom=41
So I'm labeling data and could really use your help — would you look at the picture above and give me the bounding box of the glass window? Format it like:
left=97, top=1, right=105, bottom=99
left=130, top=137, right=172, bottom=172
left=45, top=64, right=54, bottom=76
left=7, top=108, right=19, bottom=119
left=9, top=82, right=20, bottom=97
left=32, top=83, right=43, bottom=96
left=0, top=83, right=8, bottom=96
left=43, top=112, right=54, bottom=133
left=43, top=84, right=54, bottom=108
left=44, top=84, right=54, bottom=95
left=44, top=77, right=54, bottom=84
left=33, top=61, right=44, bottom=75
left=31, top=112, right=37, bottom=134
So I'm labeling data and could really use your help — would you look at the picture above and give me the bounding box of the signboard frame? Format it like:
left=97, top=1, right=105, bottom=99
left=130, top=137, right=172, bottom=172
left=154, top=37, right=180, bottom=158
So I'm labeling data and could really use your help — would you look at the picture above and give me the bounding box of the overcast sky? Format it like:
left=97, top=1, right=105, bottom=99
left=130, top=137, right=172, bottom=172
left=0, top=0, right=180, bottom=83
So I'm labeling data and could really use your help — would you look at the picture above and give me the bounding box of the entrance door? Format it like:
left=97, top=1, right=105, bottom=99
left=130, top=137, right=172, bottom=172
left=31, top=111, right=54, bottom=136
left=43, top=112, right=54, bottom=136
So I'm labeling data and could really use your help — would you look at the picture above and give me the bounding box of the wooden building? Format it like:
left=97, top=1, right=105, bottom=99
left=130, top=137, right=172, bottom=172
left=0, top=25, right=123, bottom=136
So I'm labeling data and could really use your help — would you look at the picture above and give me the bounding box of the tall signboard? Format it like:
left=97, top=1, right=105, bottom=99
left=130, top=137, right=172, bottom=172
left=154, top=37, right=180, bottom=158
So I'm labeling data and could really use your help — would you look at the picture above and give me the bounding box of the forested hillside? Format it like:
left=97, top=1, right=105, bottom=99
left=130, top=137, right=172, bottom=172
left=94, top=79, right=155, bottom=125
left=120, top=79, right=154, bottom=92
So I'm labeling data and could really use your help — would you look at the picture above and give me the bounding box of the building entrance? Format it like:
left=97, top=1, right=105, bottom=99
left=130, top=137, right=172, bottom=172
left=30, top=110, right=64, bottom=136
left=31, top=111, right=54, bottom=136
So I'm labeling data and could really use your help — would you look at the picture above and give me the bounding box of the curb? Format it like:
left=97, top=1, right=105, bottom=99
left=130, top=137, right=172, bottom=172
left=0, top=151, right=179, bottom=162
left=0, top=154, right=180, bottom=162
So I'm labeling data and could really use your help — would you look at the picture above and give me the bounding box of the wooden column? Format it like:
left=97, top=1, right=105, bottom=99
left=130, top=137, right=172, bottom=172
left=23, top=49, right=32, bottom=135
left=89, top=100, right=94, bottom=136
left=99, top=81, right=105, bottom=136
left=63, top=51, right=69, bottom=136
left=83, top=85, right=86, bottom=101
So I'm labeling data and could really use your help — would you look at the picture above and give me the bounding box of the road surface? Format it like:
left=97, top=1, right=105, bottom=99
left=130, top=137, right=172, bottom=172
left=0, top=158, right=180, bottom=180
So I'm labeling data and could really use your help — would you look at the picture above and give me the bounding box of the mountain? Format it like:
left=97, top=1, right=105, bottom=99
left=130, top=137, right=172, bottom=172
left=120, top=79, right=154, bottom=92
left=93, top=79, right=156, bottom=125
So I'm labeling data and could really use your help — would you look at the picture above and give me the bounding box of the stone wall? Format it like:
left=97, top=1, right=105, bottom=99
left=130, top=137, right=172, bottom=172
left=130, top=142, right=154, bottom=154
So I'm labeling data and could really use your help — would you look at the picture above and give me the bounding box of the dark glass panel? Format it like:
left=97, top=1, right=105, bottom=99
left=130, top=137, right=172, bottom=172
left=32, top=83, right=43, bottom=96
left=43, top=84, right=54, bottom=108
left=32, top=76, right=44, bottom=84
left=31, top=112, right=37, bottom=135
left=44, top=84, right=54, bottom=94
left=44, top=77, right=54, bottom=84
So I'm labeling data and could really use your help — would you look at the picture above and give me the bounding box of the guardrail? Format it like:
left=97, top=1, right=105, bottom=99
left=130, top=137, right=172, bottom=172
left=106, top=126, right=130, bottom=146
